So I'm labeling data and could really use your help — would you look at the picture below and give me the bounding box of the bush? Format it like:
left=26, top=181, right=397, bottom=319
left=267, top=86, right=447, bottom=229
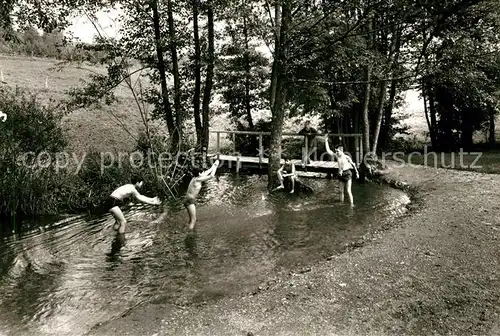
left=0, top=87, right=68, bottom=218
left=0, top=89, right=132, bottom=219
left=386, top=135, right=428, bottom=153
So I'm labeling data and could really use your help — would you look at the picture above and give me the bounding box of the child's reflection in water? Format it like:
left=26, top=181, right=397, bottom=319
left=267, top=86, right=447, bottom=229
left=184, top=232, right=198, bottom=262
left=107, top=233, right=126, bottom=262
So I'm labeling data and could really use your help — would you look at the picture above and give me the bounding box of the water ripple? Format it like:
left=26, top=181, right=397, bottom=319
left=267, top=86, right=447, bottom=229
left=0, top=175, right=410, bottom=336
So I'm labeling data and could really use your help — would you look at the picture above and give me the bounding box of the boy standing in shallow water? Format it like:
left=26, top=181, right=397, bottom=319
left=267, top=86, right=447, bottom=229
left=107, top=177, right=161, bottom=233
left=324, top=135, right=359, bottom=205
left=184, top=159, right=220, bottom=230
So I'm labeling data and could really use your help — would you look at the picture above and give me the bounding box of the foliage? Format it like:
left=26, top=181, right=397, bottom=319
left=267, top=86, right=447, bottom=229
left=0, top=87, right=66, bottom=159
left=0, top=87, right=67, bottom=217
left=422, top=0, right=500, bottom=150
left=216, top=0, right=270, bottom=126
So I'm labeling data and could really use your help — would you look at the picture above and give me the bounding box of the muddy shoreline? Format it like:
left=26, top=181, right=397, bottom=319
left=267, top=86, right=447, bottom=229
left=87, top=162, right=500, bottom=336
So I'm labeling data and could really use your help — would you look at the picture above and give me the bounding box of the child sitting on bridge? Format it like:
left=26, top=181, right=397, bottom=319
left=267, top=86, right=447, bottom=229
left=184, top=159, right=220, bottom=230
left=273, top=156, right=297, bottom=193
left=324, top=135, right=359, bottom=205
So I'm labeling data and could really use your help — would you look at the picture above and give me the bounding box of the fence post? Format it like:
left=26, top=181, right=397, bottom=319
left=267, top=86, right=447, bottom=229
left=258, top=133, right=263, bottom=168
left=236, top=155, right=240, bottom=173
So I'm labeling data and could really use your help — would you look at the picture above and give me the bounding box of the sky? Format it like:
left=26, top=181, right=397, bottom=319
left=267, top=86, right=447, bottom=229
left=66, top=8, right=121, bottom=43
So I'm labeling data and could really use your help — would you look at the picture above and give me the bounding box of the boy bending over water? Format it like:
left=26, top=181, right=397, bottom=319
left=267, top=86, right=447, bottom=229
left=185, top=159, right=220, bottom=230
left=107, top=177, right=161, bottom=233
left=324, top=136, right=359, bottom=205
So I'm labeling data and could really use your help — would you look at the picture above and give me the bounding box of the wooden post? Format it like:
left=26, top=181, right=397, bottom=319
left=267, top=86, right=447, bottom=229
left=0, top=70, right=4, bottom=82
left=236, top=155, right=240, bottom=173
left=216, top=131, right=221, bottom=160
left=258, top=133, right=263, bottom=168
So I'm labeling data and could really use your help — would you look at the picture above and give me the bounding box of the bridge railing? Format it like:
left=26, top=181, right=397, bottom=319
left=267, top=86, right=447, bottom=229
left=209, top=130, right=363, bottom=167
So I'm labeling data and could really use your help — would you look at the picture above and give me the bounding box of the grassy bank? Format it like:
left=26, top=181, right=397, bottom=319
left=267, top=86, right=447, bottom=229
left=403, top=151, right=500, bottom=174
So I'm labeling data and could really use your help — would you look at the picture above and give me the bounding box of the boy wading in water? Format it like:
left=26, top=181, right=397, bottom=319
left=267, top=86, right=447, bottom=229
left=274, top=156, right=297, bottom=193
left=324, top=135, right=359, bottom=205
left=107, top=177, right=161, bottom=233
left=185, top=159, right=220, bottom=230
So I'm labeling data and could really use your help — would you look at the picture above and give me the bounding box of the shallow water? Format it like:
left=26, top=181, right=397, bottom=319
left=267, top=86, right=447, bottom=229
left=0, top=174, right=410, bottom=336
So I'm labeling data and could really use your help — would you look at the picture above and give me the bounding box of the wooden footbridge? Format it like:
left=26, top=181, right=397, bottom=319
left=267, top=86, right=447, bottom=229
left=208, top=130, right=363, bottom=175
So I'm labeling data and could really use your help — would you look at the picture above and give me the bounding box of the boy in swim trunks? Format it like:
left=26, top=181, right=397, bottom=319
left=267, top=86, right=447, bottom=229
left=273, top=155, right=297, bottom=193
left=184, top=159, right=220, bottom=230
left=324, top=135, right=359, bottom=205
left=107, top=177, right=161, bottom=233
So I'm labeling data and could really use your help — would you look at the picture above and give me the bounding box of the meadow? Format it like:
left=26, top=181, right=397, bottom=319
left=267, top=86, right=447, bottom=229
left=1, top=54, right=148, bottom=153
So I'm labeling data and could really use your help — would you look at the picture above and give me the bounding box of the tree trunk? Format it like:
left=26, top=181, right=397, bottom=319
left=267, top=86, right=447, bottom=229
left=150, top=0, right=177, bottom=148
left=243, top=15, right=254, bottom=129
left=192, top=0, right=202, bottom=147
left=371, top=79, right=388, bottom=154
left=267, top=1, right=289, bottom=188
left=428, top=84, right=438, bottom=149
left=361, top=64, right=372, bottom=156
left=361, top=14, right=373, bottom=157
left=461, top=109, right=474, bottom=150
left=380, top=78, right=397, bottom=148
left=269, top=1, right=281, bottom=110
left=167, top=0, right=182, bottom=144
left=489, top=110, right=496, bottom=146
left=378, top=25, right=401, bottom=151
left=201, top=0, right=215, bottom=152
left=423, top=84, right=433, bottom=146
left=354, top=104, right=360, bottom=135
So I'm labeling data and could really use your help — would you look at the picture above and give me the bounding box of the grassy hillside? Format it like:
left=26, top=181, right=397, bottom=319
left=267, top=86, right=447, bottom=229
left=0, top=55, right=146, bottom=153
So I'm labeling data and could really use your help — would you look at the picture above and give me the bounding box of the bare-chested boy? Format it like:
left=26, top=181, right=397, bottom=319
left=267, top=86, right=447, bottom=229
left=324, top=135, right=359, bottom=205
left=106, top=177, right=161, bottom=233
left=184, top=159, right=220, bottom=230
left=273, top=156, right=297, bottom=193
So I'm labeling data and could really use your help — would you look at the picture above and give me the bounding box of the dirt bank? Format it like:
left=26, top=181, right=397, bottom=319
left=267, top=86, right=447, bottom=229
left=88, top=162, right=500, bottom=336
